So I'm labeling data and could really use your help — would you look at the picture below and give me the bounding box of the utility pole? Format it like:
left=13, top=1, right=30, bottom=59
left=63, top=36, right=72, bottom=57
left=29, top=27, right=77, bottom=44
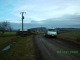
left=20, top=12, right=26, bottom=31
left=41, top=25, right=42, bottom=32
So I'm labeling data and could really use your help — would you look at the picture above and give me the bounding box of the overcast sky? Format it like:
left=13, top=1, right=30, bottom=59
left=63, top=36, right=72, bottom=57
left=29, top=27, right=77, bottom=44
left=0, top=0, right=80, bottom=29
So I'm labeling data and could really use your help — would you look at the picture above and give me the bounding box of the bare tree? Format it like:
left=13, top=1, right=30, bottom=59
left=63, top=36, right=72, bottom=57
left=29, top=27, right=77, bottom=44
left=0, top=21, right=13, bottom=33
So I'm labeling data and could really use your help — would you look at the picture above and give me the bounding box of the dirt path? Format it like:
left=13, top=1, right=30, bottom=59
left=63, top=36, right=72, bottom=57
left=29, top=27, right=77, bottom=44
left=34, top=34, right=80, bottom=60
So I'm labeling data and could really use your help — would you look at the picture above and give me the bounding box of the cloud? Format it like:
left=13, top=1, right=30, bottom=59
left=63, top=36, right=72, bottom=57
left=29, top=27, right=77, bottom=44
left=7, top=0, right=80, bottom=21
left=9, top=14, right=80, bottom=29
left=0, top=0, right=80, bottom=24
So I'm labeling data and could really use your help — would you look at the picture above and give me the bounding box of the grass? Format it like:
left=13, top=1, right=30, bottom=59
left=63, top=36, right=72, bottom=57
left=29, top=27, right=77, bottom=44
left=57, top=30, right=80, bottom=44
left=4, top=35, right=35, bottom=60
left=0, top=32, right=16, bottom=37
left=0, top=32, right=36, bottom=60
left=0, top=32, right=17, bottom=51
left=0, top=36, right=20, bottom=60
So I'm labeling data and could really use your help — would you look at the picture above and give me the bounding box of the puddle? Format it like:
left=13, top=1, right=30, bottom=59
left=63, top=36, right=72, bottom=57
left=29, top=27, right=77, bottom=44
left=2, top=42, right=16, bottom=51
left=2, top=45, right=11, bottom=51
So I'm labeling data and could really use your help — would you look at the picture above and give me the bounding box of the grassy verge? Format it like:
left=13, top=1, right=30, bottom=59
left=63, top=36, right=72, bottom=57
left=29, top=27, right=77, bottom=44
left=0, top=36, right=19, bottom=51
left=0, top=36, right=20, bottom=60
left=0, top=35, right=36, bottom=60
left=0, top=32, right=17, bottom=51
left=57, top=30, right=80, bottom=44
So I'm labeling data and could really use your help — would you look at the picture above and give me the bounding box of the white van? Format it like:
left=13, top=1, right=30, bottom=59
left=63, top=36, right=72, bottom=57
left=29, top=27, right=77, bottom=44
left=45, top=28, right=57, bottom=37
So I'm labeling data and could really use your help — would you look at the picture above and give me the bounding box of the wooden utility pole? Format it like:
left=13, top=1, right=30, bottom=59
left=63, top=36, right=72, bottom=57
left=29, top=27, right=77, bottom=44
left=20, top=12, right=26, bottom=31
left=41, top=25, right=42, bottom=32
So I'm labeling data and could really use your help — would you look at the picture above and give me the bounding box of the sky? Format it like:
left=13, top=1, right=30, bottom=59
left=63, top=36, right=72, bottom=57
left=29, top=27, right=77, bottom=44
left=0, top=0, right=80, bottom=29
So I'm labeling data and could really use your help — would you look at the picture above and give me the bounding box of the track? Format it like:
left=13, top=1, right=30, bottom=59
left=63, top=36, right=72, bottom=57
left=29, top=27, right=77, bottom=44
left=34, top=34, right=80, bottom=60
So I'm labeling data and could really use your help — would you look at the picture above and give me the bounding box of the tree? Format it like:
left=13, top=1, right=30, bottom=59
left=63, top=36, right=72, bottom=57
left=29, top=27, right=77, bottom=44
left=0, top=21, right=13, bottom=33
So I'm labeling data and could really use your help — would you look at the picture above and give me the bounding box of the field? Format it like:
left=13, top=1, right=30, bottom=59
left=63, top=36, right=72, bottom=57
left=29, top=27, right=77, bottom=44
left=0, top=32, right=16, bottom=37
left=0, top=32, right=36, bottom=60
left=57, top=30, right=80, bottom=44
left=0, top=31, right=80, bottom=60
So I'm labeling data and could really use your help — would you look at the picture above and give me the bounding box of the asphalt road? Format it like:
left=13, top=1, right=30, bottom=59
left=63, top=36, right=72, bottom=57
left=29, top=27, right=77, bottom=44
left=34, top=34, right=80, bottom=60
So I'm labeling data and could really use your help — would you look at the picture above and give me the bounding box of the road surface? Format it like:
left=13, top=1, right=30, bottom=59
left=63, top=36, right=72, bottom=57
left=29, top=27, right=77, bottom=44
left=34, top=34, right=80, bottom=60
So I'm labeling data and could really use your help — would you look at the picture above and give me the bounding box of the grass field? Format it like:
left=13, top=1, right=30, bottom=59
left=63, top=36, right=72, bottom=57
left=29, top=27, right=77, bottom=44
left=57, top=30, right=80, bottom=44
left=0, top=32, right=36, bottom=60
left=0, top=32, right=16, bottom=37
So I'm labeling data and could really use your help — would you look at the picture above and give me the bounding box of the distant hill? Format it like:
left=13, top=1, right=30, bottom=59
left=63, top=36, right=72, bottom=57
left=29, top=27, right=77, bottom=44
left=56, top=28, right=80, bottom=33
left=29, top=27, right=46, bottom=32
left=12, top=27, right=80, bottom=32
left=56, top=28, right=80, bottom=31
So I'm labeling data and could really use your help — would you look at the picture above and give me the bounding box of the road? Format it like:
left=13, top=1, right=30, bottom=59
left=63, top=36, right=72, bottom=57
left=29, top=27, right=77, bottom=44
left=34, top=34, right=80, bottom=60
